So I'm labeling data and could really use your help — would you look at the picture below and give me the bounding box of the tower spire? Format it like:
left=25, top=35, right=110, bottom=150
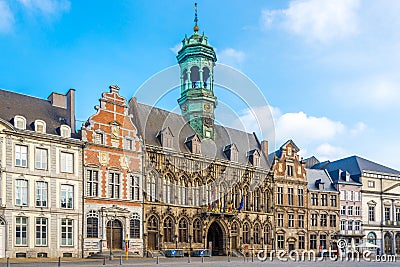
left=194, top=3, right=199, bottom=32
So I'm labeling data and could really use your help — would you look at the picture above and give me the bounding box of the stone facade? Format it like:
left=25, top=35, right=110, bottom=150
left=81, top=85, right=143, bottom=257
left=0, top=89, right=83, bottom=258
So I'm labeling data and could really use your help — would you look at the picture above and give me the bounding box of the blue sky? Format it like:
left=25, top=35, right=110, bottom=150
left=1, top=0, right=399, bottom=170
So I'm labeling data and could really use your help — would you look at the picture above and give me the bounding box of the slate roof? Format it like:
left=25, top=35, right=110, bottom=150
left=0, top=89, right=71, bottom=135
left=129, top=100, right=270, bottom=168
left=306, top=168, right=337, bottom=192
left=324, top=156, right=400, bottom=179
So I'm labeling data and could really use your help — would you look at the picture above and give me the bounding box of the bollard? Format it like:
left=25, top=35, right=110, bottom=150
left=156, top=255, right=159, bottom=264
left=58, top=256, right=61, bottom=267
left=201, top=255, right=204, bottom=263
left=120, top=255, right=122, bottom=265
left=252, top=253, right=254, bottom=262
left=188, top=254, right=191, bottom=263
left=103, top=256, right=106, bottom=265
left=228, top=254, right=230, bottom=262
left=7, top=257, right=10, bottom=267
left=244, top=256, right=246, bottom=262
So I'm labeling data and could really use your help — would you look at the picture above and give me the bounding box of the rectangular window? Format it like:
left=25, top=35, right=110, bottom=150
left=310, top=234, right=317, bottom=250
left=86, top=170, right=99, bottom=197
left=60, top=185, right=73, bottom=209
left=348, top=220, right=353, bottom=230
left=298, top=235, right=305, bottom=250
left=368, top=181, right=375, bottom=188
left=385, top=207, right=391, bottom=221
left=355, top=221, right=361, bottom=231
left=109, top=172, right=120, bottom=198
left=287, top=165, right=293, bottom=176
left=369, top=206, right=375, bottom=221
left=15, top=179, right=28, bottom=206
left=340, top=220, right=346, bottom=231
left=330, top=215, right=336, bottom=227
left=311, top=214, right=318, bottom=226
left=298, top=188, right=304, bottom=206
left=320, top=234, right=327, bottom=249
left=61, top=219, right=73, bottom=246
left=126, top=138, right=134, bottom=150
left=330, top=195, right=337, bottom=207
left=35, top=181, right=48, bottom=207
left=355, top=191, right=361, bottom=201
left=320, top=214, right=327, bottom=227
left=35, top=148, right=48, bottom=170
left=277, top=235, right=284, bottom=249
left=277, top=187, right=283, bottom=205
left=15, top=145, right=28, bottom=167
left=298, top=214, right=304, bottom=228
left=311, top=193, right=318, bottom=206
left=288, top=214, right=294, bottom=227
left=340, top=190, right=346, bottom=201
left=15, top=217, right=28, bottom=245
left=277, top=213, right=284, bottom=227
left=95, top=132, right=104, bottom=144
left=131, top=175, right=140, bottom=200
left=396, top=208, right=400, bottom=222
left=355, top=206, right=361, bottom=216
left=35, top=218, right=47, bottom=246
left=340, top=205, right=346, bottom=215
left=60, top=152, right=74, bottom=173
left=348, top=206, right=353, bottom=216
left=288, top=188, right=294, bottom=205
left=347, top=191, right=353, bottom=201
left=321, top=194, right=328, bottom=206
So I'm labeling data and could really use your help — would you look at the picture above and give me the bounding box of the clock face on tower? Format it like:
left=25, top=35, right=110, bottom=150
left=203, top=117, right=213, bottom=127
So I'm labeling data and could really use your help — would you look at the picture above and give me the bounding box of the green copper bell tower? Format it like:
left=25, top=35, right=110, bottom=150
left=177, top=3, right=217, bottom=139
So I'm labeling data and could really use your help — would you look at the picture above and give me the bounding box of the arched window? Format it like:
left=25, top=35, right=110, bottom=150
left=147, top=172, right=157, bottom=202
left=192, top=179, right=201, bottom=206
left=367, top=232, right=376, bottom=245
left=35, top=120, right=46, bottom=133
left=384, top=232, right=393, bottom=254
left=254, top=223, right=260, bottom=244
left=163, top=175, right=174, bottom=204
left=232, top=185, right=240, bottom=210
left=130, top=213, right=140, bottom=239
left=264, top=225, right=270, bottom=244
left=163, top=217, right=174, bottom=242
left=202, top=67, right=210, bottom=88
left=243, top=222, right=250, bottom=244
left=181, top=69, right=188, bottom=91
left=253, top=189, right=261, bottom=212
left=193, top=219, right=202, bottom=243
left=264, top=190, right=271, bottom=213
left=148, top=216, right=158, bottom=231
left=60, top=125, right=71, bottom=138
left=396, top=233, right=400, bottom=255
left=178, top=218, right=188, bottom=243
left=206, top=181, right=213, bottom=205
left=231, top=222, right=238, bottom=234
left=218, top=182, right=227, bottom=211
left=86, top=210, right=98, bottom=238
left=14, top=115, right=26, bottom=130
left=179, top=177, right=188, bottom=205
left=190, top=66, right=200, bottom=88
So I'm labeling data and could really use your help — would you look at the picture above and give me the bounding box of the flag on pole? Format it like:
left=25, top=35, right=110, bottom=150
left=237, top=195, right=244, bottom=212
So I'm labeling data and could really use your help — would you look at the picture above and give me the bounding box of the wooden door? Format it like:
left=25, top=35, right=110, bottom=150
left=106, top=219, right=123, bottom=250
left=231, top=236, right=237, bottom=250
left=148, top=232, right=157, bottom=250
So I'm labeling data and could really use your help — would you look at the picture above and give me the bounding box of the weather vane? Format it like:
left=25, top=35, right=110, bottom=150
left=194, top=3, right=199, bottom=32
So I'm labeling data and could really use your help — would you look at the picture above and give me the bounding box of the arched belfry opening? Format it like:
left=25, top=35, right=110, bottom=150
left=190, top=66, right=200, bottom=88
left=207, top=221, right=226, bottom=256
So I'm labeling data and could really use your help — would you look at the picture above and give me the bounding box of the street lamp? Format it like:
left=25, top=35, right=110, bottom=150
left=107, top=213, right=117, bottom=260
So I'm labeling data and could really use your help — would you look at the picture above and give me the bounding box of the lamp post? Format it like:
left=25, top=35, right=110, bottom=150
left=107, top=213, right=117, bottom=260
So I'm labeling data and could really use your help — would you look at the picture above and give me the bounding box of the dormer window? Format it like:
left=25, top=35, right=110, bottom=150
left=224, top=144, right=238, bottom=162
left=185, top=134, right=201, bottom=154
left=14, top=115, right=26, bottom=130
left=156, top=127, right=173, bottom=149
left=60, top=125, right=71, bottom=138
left=248, top=149, right=260, bottom=166
left=315, top=179, right=325, bottom=190
left=35, top=120, right=46, bottom=133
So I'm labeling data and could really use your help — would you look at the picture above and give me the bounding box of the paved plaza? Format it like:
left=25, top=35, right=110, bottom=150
left=0, top=256, right=398, bottom=267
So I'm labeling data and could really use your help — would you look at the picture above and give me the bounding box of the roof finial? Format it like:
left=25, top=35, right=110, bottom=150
left=194, top=3, right=199, bottom=32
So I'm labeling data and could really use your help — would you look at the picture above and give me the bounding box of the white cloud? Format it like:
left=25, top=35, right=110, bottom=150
left=315, top=143, right=348, bottom=161
left=0, top=1, right=14, bottom=33
left=262, top=0, right=360, bottom=43
left=350, top=122, right=366, bottom=135
left=170, top=43, right=182, bottom=54
left=18, top=0, right=70, bottom=16
left=218, top=48, right=245, bottom=66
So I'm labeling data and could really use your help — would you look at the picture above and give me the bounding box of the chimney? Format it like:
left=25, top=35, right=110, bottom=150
left=48, top=92, right=66, bottom=108
left=261, top=140, right=268, bottom=157
left=66, top=89, right=76, bottom=133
